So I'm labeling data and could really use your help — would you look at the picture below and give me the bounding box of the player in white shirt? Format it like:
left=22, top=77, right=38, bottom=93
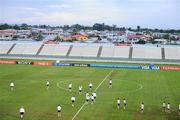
left=109, top=79, right=112, bottom=88
left=178, top=104, right=180, bottom=115
left=91, top=95, right=94, bottom=104
left=46, top=80, right=50, bottom=90
left=162, top=101, right=166, bottom=112
left=167, top=103, right=170, bottom=113
left=71, top=96, right=76, bottom=107
left=117, top=98, right=120, bottom=109
left=92, top=92, right=97, bottom=101
left=79, top=85, right=83, bottom=94
left=86, top=95, right=90, bottom=103
left=19, top=106, right=25, bottom=119
left=123, top=98, right=126, bottom=110
left=57, top=104, right=61, bottom=117
left=89, top=82, right=93, bottom=91
left=68, top=83, right=72, bottom=92
left=10, top=82, right=15, bottom=91
left=141, top=102, right=144, bottom=113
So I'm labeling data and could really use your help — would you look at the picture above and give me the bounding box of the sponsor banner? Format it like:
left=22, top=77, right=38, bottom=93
left=16, top=61, right=32, bottom=65
left=90, top=64, right=141, bottom=69
left=33, top=61, right=53, bottom=66
left=72, top=63, right=90, bottom=67
left=0, top=60, right=16, bottom=64
left=53, top=63, right=71, bottom=66
left=141, top=65, right=160, bottom=70
left=160, top=66, right=180, bottom=71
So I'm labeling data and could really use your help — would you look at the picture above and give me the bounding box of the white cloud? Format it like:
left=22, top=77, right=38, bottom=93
left=48, top=4, right=70, bottom=8
left=23, top=7, right=37, bottom=10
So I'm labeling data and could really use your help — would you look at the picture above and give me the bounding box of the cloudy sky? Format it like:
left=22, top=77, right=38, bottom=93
left=0, top=0, right=179, bottom=29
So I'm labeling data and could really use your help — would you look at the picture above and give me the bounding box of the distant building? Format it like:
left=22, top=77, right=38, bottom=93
left=71, top=34, right=88, bottom=41
left=0, top=29, right=17, bottom=40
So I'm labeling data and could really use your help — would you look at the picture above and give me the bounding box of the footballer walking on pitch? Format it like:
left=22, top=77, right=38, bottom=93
left=91, top=95, right=94, bottom=104
left=178, top=104, right=180, bottom=115
left=123, top=98, right=126, bottom=110
left=92, top=92, right=97, bottom=101
left=117, top=98, right=120, bottom=109
left=141, top=102, right=144, bottom=113
left=162, top=101, right=166, bottom=112
left=109, top=79, right=112, bottom=88
left=89, top=82, right=93, bottom=91
left=79, top=85, right=83, bottom=94
left=57, top=104, right=61, bottom=117
left=68, top=82, right=72, bottom=92
left=10, top=81, right=14, bottom=91
left=167, top=103, right=171, bottom=113
left=46, top=80, right=50, bottom=90
left=19, top=106, right=25, bottom=119
left=71, top=96, right=76, bottom=107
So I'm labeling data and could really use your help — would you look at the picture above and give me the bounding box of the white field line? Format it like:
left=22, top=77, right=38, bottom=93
left=57, top=82, right=78, bottom=93
left=71, top=69, right=114, bottom=120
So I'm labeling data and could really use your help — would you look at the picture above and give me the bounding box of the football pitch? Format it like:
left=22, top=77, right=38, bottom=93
left=0, top=64, right=180, bottom=120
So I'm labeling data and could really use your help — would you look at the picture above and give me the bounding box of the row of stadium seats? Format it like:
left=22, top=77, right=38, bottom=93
left=0, top=43, right=179, bottom=60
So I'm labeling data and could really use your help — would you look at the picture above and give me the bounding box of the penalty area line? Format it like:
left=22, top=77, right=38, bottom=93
left=71, top=69, right=114, bottom=120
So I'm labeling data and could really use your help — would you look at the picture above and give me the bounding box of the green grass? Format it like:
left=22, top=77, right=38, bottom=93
left=0, top=64, right=180, bottom=120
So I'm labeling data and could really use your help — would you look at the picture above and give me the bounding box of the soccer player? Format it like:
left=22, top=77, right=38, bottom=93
left=19, top=106, right=25, bottom=119
left=123, top=98, right=126, bottom=110
left=178, top=104, right=180, bottom=115
left=46, top=80, right=50, bottom=90
left=68, top=82, right=72, bottom=92
left=167, top=103, right=171, bottom=113
left=10, top=81, right=15, bottom=91
left=89, top=82, right=93, bottom=91
left=92, top=92, right=97, bottom=101
left=57, top=104, right=61, bottom=117
left=86, top=94, right=90, bottom=104
left=141, top=102, right=144, bottom=113
left=79, top=85, right=83, bottom=94
left=117, top=98, right=120, bottom=109
left=91, top=95, right=94, bottom=104
left=162, top=101, right=166, bottom=112
left=109, top=79, right=112, bottom=88
left=71, top=96, right=76, bottom=107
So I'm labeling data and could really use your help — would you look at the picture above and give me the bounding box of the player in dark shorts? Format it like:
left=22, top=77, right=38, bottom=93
left=19, top=106, right=25, bottom=119
left=117, top=98, right=120, bottom=109
left=123, top=98, right=126, bottom=109
left=57, top=104, right=61, bottom=117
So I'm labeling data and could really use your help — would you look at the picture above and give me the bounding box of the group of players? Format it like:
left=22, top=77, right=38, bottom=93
left=9, top=78, right=180, bottom=119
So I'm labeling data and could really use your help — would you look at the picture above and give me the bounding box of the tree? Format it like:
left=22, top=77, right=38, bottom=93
left=0, top=24, right=10, bottom=30
left=54, top=35, right=62, bottom=42
left=35, top=33, right=43, bottom=41
left=137, top=26, right=140, bottom=31
left=137, top=39, right=146, bottom=44
left=21, top=23, right=28, bottom=30
left=163, top=34, right=170, bottom=40
left=13, top=24, right=20, bottom=30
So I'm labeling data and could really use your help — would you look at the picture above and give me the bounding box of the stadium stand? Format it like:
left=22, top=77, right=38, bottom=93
left=39, top=44, right=70, bottom=56
left=69, top=45, right=99, bottom=57
left=0, top=43, right=13, bottom=54
left=165, top=47, right=180, bottom=60
left=132, top=47, right=162, bottom=59
left=0, top=43, right=180, bottom=64
left=100, top=46, right=130, bottom=58
left=9, top=44, right=41, bottom=55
